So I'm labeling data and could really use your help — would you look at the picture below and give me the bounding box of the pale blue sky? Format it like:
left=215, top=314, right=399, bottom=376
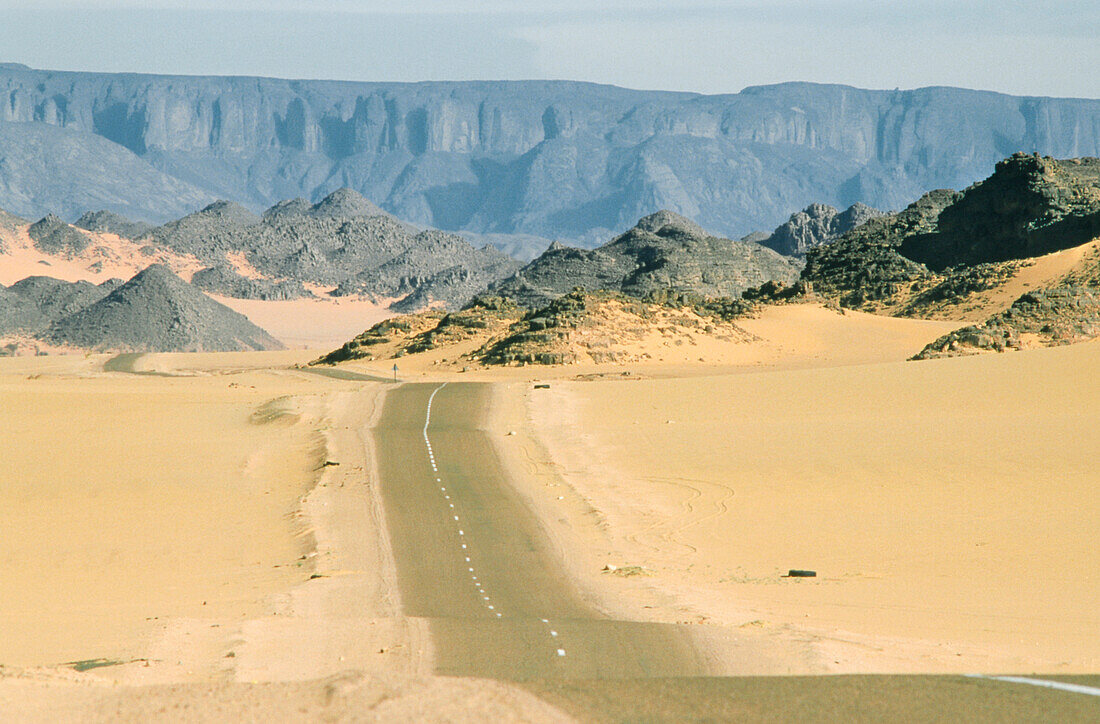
left=1, top=1, right=1097, bottom=97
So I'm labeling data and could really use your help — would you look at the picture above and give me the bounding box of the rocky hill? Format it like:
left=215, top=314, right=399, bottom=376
left=758, top=202, right=883, bottom=257
left=490, top=211, right=799, bottom=308
left=0, top=276, right=120, bottom=335
left=314, top=290, right=757, bottom=368
left=760, top=153, right=1100, bottom=355
left=900, top=155, right=1100, bottom=269
left=28, top=214, right=91, bottom=254
left=314, top=297, right=523, bottom=366
left=46, top=265, right=282, bottom=352
left=3, top=64, right=1100, bottom=245
left=799, top=154, right=1100, bottom=310
left=476, top=290, right=757, bottom=366
left=1, top=188, right=522, bottom=311
left=148, top=190, right=520, bottom=309
left=799, top=189, right=956, bottom=309
left=74, top=210, right=154, bottom=240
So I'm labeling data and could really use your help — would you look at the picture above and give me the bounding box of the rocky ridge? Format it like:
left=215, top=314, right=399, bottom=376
left=753, top=153, right=1100, bottom=357
left=74, top=210, right=154, bottom=240
left=315, top=288, right=758, bottom=368
left=28, top=214, right=91, bottom=255
left=798, top=154, right=1100, bottom=315
left=901, top=155, right=1100, bottom=269
left=477, top=290, right=757, bottom=366
left=0, top=275, right=121, bottom=336
left=1, top=188, right=523, bottom=312
left=490, top=211, right=799, bottom=309
left=139, top=189, right=520, bottom=309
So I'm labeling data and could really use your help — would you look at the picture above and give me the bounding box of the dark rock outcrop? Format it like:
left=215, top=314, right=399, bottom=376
left=802, top=154, right=1100, bottom=310
left=900, top=154, right=1100, bottom=269
left=913, top=287, right=1100, bottom=359
left=47, top=265, right=282, bottom=352
left=760, top=202, right=884, bottom=257
left=800, top=190, right=957, bottom=307
left=73, top=210, right=154, bottom=240
left=27, top=214, right=90, bottom=254
left=491, top=211, right=799, bottom=308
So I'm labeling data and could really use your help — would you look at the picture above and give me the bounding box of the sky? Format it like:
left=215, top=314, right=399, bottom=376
left=1, top=1, right=1098, bottom=98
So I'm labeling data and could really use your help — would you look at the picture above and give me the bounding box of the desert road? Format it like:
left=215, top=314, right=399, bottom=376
left=370, top=381, right=1100, bottom=720
left=373, top=381, right=706, bottom=681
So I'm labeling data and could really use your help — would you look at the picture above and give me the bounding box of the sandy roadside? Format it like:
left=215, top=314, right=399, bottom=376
left=0, top=353, right=574, bottom=722
left=506, top=340, right=1100, bottom=675
left=0, top=360, right=325, bottom=668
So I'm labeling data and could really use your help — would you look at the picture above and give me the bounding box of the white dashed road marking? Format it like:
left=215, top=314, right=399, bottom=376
left=966, top=675, right=1100, bottom=698
left=422, top=383, right=567, bottom=660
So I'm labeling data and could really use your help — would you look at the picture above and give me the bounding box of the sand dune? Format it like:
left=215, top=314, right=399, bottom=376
left=334, top=302, right=962, bottom=381
left=519, top=339, right=1100, bottom=674
left=941, top=238, right=1100, bottom=322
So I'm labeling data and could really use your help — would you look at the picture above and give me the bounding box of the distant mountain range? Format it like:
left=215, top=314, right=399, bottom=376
left=2, top=64, right=1100, bottom=250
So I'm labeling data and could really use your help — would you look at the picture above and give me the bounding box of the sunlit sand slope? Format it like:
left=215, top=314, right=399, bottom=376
left=528, top=340, right=1100, bottom=673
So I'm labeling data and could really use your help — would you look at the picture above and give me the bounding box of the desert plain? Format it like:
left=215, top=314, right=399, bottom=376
left=0, top=301, right=1097, bottom=721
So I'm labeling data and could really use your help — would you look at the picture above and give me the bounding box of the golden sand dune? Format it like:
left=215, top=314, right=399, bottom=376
left=0, top=357, right=323, bottom=667
left=334, top=302, right=962, bottom=379
left=515, top=338, right=1100, bottom=674
left=937, top=238, right=1100, bottom=322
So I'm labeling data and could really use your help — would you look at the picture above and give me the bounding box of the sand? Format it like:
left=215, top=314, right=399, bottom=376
left=0, top=299, right=1096, bottom=718
left=517, top=339, right=1100, bottom=674
left=941, top=239, right=1100, bottom=322
left=0, top=352, right=572, bottom=721
left=336, top=303, right=963, bottom=382
left=0, top=358, right=326, bottom=667
left=211, top=294, right=396, bottom=350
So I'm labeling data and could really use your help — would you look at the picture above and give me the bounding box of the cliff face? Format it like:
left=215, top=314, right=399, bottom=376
left=3, top=65, right=1100, bottom=239
left=758, top=202, right=884, bottom=257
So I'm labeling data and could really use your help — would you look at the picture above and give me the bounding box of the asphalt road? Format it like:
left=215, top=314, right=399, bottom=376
left=372, top=381, right=1100, bottom=721
left=373, top=381, right=705, bottom=680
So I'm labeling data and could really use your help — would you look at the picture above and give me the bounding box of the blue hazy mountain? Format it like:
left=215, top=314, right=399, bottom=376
left=2, top=64, right=1099, bottom=245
